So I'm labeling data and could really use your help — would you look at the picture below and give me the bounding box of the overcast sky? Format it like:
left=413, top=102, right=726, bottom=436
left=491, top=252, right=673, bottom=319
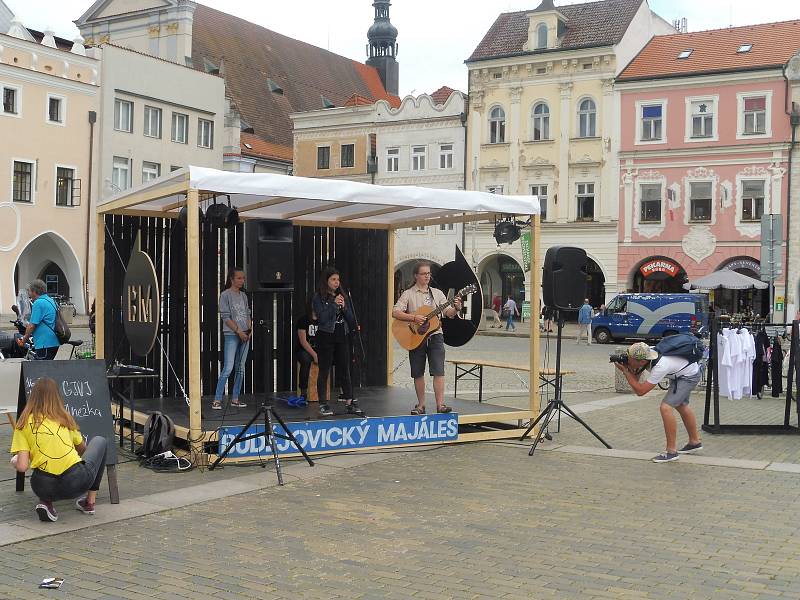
left=6, top=0, right=799, bottom=97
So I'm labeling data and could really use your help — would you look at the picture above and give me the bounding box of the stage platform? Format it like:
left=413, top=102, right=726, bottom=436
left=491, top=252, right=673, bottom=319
left=111, top=386, right=533, bottom=459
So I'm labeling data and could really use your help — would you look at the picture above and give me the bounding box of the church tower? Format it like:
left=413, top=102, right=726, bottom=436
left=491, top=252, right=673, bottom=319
left=366, top=0, right=399, bottom=95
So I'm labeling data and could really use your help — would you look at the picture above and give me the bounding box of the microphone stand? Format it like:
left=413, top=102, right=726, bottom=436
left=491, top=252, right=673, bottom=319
left=345, top=289, right=367, bottom=391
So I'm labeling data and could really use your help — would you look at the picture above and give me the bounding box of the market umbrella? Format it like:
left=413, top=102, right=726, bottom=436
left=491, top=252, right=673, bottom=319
left=683, top=270, right=768, bottom=291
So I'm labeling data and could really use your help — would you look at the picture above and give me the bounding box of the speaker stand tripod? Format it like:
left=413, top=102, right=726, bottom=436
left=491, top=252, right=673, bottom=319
left=520, top=310, right=611, bottom=456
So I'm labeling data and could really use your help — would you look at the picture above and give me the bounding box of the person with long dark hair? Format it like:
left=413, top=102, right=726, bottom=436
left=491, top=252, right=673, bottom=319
left=213, top=268, right=252, bottom=410
left=10, top=377, right=107, bottom=522
left=312, top=267, right=363, bottom=417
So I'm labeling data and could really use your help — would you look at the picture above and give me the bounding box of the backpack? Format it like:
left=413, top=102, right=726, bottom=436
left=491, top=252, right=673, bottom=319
left=653, top=333, right=704, bottom=365
left=44, top=297, right=71, bottom=344
left=139, top=412, right=175, bottom=459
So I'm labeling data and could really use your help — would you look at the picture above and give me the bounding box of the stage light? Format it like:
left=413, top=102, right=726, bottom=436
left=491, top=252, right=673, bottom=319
left=177, top=204, right=204, bottom=228
left=205, top=196, right=240, bottom=228
left=493, top=219, right=521, bottom=245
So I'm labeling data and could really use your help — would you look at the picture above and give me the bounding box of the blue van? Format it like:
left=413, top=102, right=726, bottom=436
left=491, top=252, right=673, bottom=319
left=591, top=293, right=709, bottom=344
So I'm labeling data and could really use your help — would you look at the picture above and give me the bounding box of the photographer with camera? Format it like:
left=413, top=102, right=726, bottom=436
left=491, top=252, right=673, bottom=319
left=614, top=341, right=703, bottom=463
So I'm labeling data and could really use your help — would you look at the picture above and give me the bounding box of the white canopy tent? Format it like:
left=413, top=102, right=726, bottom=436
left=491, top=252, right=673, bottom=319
left=683, top=270, right=769, bottom=291
left=96, top=167, right=542, bottom=454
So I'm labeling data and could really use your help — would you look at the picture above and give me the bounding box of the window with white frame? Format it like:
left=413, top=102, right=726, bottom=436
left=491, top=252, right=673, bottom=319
left=640, top=104, right=662, bottom=141
left=2, top=86, right=19, bottom=114
left=531, top=102, right=550, bottom=141
left=387, top=148, right=399, bottom=172
left=340, top=143, right=355, bottom=168
left=114, top=99, right=133, bottom=132
left=409, top=226, right=426, bottom=232
left=47, top=96, right=63, bottom=123
left=742, top=96, right=766, bottom=135
left=439, top=144, right=453, bottom=169
left=112, top=156, right=130, bottom=191
left=12, top=161, right=33, bottom=203
left=411, top=146, right=426, bottom=171
left=317, top=146, right=330, bottom=169
left=530, top=184, right=547, bottom=220
left=489, top=106, right=506, bottom=143
left=439, top=223, right=455, bottom=231
left=55, top=167, right=76, bottom=207
left=142, top=161, right=161, bottom=183
left=535, top=23, right=547, bottom=49
left=639, top=184, right=661, bottom=223
left=741, top=180, right=765, bottom=222
left=198, top=118, right=214, bottom=148
left=487, top=185, right=503, bottom=194
left=578, top=99, right=596, bottom=137
left=144, top=106, right=162, bottom=138
left=689, top=181, right=712, bottom=222
left=171, top=112, right=188, bottom=144
left=690, top=100, right=714, bottom=138
left=576, top=183, right=595, bottom=221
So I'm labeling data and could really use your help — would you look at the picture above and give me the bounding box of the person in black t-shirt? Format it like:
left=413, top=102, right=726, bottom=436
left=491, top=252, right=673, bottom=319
left=295, top=301, right=319, bottom=401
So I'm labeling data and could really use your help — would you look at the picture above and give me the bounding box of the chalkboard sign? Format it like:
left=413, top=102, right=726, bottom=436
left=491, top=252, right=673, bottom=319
left=17, top=360, right=118, bottom=465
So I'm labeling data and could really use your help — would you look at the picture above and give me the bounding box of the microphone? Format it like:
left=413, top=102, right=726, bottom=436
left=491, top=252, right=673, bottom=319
left=335, top=287, right=344, bottom=313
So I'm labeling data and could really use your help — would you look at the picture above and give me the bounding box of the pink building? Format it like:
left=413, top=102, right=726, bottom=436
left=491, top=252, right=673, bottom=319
left=616, top=21, right=800, bottom=317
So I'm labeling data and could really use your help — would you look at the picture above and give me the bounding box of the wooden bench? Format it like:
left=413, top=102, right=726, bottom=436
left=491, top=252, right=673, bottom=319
left=447, top=358, right=575, bottom=403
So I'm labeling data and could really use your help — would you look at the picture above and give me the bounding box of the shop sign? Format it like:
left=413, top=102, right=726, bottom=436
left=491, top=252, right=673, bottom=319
left=723, top=259, right=761, bottom=275
left=640, top=259, right=679, bottom=278
left=122, top=233, right=160, bottom=356
left=218, top=414, right=459, bottom=458
left=500, top=261, right=523, bottom=274
left=522, top=301, right=531, bottom=320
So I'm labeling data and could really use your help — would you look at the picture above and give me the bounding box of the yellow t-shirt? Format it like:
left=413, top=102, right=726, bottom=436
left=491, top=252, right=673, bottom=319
left=10, top=416, right=83, bottom=475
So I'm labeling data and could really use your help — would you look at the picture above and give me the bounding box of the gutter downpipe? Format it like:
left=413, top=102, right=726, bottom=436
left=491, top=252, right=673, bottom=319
left=782, top=66, right=798, bottom=316
left=85, top=110, right=96, bottom=315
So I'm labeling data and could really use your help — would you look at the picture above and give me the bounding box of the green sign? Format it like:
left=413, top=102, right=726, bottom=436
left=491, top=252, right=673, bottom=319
left=520, top=231, right=531, bottom=272
left=776, top=302, right=784, bottom=312
left=522, top=301, right=531, bottom=320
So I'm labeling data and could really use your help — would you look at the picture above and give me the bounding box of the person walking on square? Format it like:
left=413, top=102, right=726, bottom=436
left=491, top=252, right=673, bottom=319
left=392, top=260, right=462, bottom=415
left=213, top=269, right=252, bottom=410
left=491, top=294, right=502, bottom=328
left=615, top=342, right=703, bottom=463
left=10, top=378, right=107, bottom=522
left=577, top=299, right=593, bottom=345
left=503, top=295, right=519, bottom=331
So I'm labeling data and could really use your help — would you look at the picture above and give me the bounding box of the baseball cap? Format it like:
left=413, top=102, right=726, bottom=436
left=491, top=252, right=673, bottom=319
left=627, top=342, right=658, bottom=361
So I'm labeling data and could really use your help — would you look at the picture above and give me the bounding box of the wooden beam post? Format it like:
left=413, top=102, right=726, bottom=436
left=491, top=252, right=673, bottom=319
left=386, top=230, right=395, bottom=386
left=95, top=215, right=105, bottom=360
left=186, top=189, right=203, bottom=456
left=530, top=215, right=541, bottom=416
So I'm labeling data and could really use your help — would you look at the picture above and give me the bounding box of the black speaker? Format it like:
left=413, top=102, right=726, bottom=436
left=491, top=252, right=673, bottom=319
left=245, top=219, right=294, bottom=292
left=542, top=245, right=587, bottom=310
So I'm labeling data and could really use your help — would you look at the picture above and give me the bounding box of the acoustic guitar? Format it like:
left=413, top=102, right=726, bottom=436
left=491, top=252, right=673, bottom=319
left=392, top=284, right=478, bottom=350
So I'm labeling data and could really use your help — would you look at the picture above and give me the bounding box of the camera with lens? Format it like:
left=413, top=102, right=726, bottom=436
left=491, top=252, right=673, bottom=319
left=609, top=352, right=629, bottom=365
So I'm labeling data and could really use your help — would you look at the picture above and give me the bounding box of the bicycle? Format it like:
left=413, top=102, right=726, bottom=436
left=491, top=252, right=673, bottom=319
left=52, top=294, right=77, bottom=318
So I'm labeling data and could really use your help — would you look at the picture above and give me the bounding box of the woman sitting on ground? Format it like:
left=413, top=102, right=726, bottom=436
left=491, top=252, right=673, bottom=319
left=10, top=377, right=107, bottom=522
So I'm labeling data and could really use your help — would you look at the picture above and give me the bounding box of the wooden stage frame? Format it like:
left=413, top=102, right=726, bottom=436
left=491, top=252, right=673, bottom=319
left=96, top=168, right=542, bottom=460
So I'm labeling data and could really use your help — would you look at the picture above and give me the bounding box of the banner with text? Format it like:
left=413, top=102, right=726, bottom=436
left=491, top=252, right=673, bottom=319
left=218, top=413, right=459, bottom=458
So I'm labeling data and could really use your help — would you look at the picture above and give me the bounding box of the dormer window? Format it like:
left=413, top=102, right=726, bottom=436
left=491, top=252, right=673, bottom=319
left=203, top=58, right=219, bottom=75
left=678, top=49, right=693, bottom=59
left=535, top=23, right=547, bottom=49
left=322, top=96, right=335, bottom=108
left=737, top=44, right=753, bottom=53
left=267, top=78, right=284, bottom=95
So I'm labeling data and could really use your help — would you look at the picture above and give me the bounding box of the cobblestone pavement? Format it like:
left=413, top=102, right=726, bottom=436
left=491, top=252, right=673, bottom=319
left=2, top=442, right=800, bottom=599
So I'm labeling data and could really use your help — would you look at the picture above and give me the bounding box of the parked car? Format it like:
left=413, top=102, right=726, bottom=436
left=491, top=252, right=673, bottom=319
left=591, top=293, right=709, bottom=344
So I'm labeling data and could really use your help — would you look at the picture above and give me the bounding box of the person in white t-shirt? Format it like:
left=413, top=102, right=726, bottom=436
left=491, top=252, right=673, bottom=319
left=615, top=342, right=703, bottom=463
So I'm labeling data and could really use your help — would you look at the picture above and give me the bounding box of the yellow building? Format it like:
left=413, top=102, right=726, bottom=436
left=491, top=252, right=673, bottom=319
left=0, top=22, right=99, bottom=313
left=466, top=0, right=674, bottom=307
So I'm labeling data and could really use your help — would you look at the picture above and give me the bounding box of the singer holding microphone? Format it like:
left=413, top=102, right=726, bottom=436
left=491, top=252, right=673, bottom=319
left=312, top=267, right=364, bottom=417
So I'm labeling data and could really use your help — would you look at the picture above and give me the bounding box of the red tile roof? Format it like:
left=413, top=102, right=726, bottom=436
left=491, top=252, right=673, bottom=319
left=618, top=20, right=800, bottom=82
left=430, top=86, right=461, bottom=105
left=344, top=94, right=375, bottom=107
left=191, top=3, right=400, bottom=160
left=240, top=133, right=293, bottom=162
left=468, top=0, right=644, bottom=63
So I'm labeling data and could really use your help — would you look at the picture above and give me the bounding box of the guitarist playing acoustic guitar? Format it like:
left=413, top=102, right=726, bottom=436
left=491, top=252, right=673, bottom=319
left=392, top=260, right=464, bottom=415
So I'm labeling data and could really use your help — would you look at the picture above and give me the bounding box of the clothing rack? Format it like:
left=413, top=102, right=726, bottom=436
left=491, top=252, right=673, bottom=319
left=703, top=317, right=799, bottom=434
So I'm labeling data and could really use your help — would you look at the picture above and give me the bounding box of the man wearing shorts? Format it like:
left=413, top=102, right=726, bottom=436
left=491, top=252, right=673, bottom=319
left=615, top=342, right=703, bottom=463
left=392, top=261, right=461, bottom=415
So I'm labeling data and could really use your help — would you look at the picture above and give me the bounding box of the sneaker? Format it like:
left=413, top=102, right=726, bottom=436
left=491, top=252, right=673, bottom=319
left=678, top=442, right=703, bottom=454
left=35, top=501, right=58, bottom=522
left=319, top=404, right=334, bottom=416
left=338, top=393, right=347, bottom=403
left=346, top=401, right=365, bottom=417
left=652, top=452, right=680, bottom=463
left=75, top=496, right=95, bottom=515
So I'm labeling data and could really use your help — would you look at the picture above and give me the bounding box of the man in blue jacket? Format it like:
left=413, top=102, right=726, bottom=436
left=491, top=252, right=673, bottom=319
left=21, top=280, right=60, bottom=359
left=577, top=299, right=593, bottom=345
